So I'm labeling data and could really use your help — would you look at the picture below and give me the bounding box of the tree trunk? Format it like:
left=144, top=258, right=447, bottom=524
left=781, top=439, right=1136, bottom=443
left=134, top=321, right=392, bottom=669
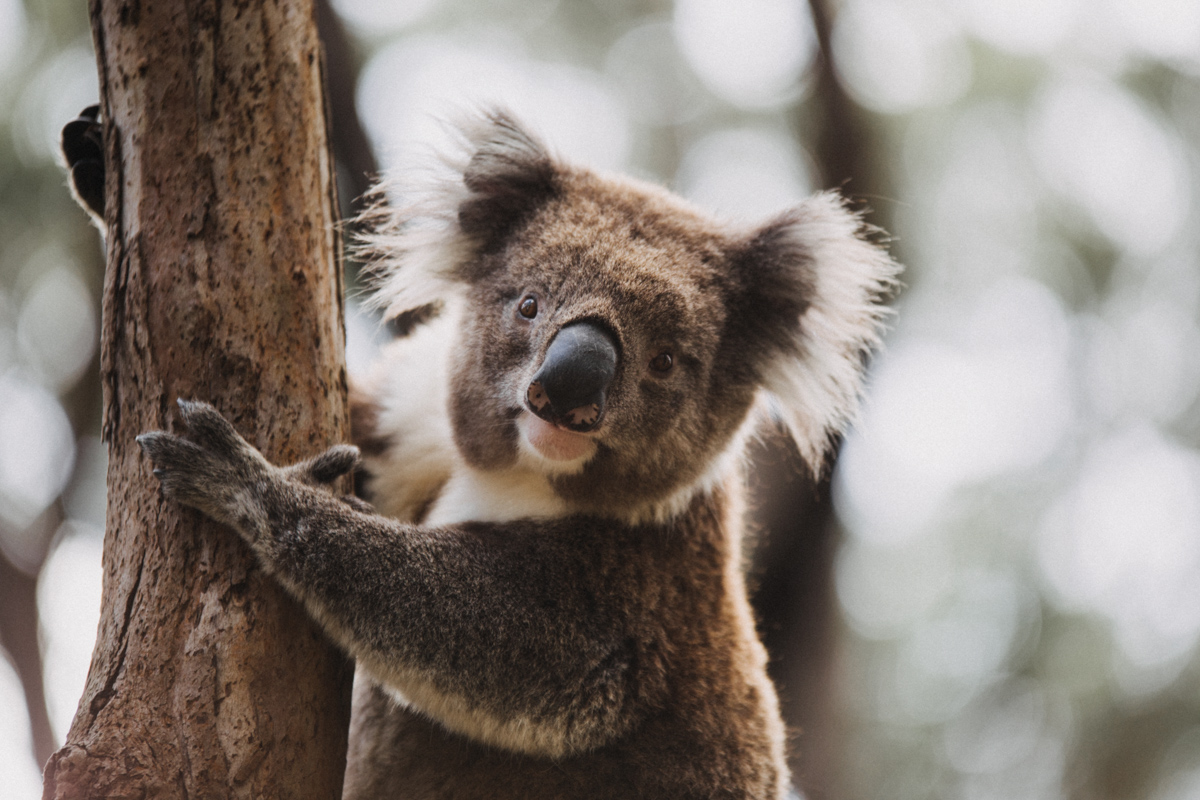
left=42, top=0, right=354, bottom=797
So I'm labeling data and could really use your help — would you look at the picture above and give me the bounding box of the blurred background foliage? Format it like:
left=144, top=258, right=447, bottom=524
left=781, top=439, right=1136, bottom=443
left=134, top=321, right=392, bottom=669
left=3, top=0, right=1200, bottom=798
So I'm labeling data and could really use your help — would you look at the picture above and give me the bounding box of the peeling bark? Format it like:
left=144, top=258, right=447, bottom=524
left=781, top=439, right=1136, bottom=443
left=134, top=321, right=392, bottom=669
left=42, top=0, right=354, bottom=797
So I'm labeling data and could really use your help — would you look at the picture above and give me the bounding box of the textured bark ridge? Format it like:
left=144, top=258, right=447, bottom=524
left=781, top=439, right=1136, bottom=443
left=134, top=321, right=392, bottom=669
left=42, top=0, right=354, bottom=797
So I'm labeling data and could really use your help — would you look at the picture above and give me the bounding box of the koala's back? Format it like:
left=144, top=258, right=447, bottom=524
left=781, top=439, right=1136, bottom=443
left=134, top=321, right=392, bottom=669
left=341, top=489, right=788, bottom=800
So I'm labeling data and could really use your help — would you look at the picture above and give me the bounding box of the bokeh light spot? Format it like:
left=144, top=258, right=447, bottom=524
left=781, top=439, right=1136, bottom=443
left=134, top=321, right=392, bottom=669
left=673, top=0, right=816, bottom=109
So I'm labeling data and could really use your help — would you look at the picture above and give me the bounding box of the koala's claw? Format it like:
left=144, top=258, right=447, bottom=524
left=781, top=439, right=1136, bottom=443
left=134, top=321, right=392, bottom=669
left=136, top=402, right=272, bottom=517
left=136, top=427, right=233, bottom=513
left=308, top=445, right=362, bottom=484
left=140, top=401, right=357, bottom=525
left=281, top=443, right=361, bottom=487
left=136, top=429, right=207, bottom=470
left=337, top=494, right=375, bottom=514
left=176, top=399, right=248, bottom=457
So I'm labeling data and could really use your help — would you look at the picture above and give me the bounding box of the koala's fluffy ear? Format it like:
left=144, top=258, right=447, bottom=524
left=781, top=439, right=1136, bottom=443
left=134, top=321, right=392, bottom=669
left=358, top=110, right=560, bottom=322
left=456, top=112, right=559, bottom=254
left=732, top=192, right=900, bottom=476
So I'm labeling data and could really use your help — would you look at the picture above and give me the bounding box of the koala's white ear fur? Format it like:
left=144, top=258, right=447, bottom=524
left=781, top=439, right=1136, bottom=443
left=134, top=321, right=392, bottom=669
left=744, top=192, right=901, bottom=476
left=357, top=109, right=559, bottom=322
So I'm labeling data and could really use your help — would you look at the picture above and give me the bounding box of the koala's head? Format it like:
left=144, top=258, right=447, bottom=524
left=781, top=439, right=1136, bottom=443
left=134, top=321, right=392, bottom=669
left=361, top=111, right=899, bottom=518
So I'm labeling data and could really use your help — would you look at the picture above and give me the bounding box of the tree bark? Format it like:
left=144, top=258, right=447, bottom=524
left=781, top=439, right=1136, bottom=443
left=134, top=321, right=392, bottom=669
left=42, top=0, right=354, bottom=797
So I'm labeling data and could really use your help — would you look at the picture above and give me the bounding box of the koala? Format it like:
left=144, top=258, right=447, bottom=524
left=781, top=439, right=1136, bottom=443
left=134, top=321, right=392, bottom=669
left=131, top=110, right=899, bottom=799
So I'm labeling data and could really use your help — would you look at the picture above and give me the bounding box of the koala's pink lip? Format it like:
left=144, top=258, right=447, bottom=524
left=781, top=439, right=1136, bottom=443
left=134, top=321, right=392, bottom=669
left=522, top=414, right=596, bottom=462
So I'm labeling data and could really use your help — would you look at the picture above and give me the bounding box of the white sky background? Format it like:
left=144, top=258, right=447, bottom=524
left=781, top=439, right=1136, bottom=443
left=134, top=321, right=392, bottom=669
left=5, top=0, right=1200, bottom=795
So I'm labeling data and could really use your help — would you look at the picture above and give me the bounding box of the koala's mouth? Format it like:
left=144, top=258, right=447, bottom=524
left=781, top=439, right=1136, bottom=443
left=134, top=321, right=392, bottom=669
left=519, top=412, right=598, bottom=463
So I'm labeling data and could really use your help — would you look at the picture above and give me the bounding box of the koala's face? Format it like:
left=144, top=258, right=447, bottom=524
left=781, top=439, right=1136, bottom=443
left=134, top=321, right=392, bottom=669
left=448, top=170, right=768, bottom=513
left=363, top=110, right=898, bottom=513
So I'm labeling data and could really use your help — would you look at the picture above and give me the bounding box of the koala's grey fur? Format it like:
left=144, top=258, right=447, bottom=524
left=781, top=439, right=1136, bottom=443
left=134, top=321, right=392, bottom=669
left=139, top=110, right=899, bottom=799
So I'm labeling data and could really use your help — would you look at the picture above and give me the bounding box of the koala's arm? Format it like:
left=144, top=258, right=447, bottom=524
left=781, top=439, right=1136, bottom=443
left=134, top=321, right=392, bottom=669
left=138, top=401, right=655, bottom=757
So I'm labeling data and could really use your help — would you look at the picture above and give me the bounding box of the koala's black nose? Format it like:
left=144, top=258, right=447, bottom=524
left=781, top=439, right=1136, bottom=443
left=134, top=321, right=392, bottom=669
left=527, top=321, right=618, bottom=432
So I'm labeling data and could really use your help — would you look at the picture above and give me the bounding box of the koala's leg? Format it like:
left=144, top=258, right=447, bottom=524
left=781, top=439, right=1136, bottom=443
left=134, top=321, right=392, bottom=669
left=138, top=400, right=647, bottom=758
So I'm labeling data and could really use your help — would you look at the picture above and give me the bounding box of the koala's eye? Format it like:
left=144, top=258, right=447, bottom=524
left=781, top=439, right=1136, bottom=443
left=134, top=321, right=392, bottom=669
left=649, top=352, right=674, bottom=374
left=518, top=295, right=539, bottom=319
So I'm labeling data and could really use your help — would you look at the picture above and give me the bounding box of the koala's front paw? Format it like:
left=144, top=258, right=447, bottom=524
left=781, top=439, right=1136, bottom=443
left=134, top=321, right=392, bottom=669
left=137, top=400, right=272, bottom=530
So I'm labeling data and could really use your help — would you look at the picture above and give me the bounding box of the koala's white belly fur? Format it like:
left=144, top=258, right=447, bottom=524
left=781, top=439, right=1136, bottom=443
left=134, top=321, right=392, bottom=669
left=423, top=467, right=568, bottom=526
